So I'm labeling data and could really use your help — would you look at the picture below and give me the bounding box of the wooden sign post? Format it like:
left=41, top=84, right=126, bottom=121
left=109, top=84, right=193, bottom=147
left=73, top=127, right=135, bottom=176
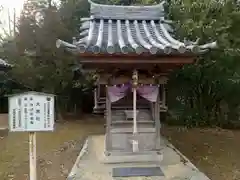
left=29, top=132, right=37, bottom=180
left=8, top=91, right=55, bottom=180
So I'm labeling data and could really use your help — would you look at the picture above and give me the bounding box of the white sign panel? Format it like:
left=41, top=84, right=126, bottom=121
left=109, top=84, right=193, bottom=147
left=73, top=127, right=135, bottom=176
left=8, top=91, right=55, bottom=132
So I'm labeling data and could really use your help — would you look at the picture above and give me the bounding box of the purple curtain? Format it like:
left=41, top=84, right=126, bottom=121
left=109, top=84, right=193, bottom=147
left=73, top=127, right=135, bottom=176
left=107, top=84, right=130, bottom=102
left=107, top=84, right=159, bottom=103
left=137, top=86, right=159, bottom=102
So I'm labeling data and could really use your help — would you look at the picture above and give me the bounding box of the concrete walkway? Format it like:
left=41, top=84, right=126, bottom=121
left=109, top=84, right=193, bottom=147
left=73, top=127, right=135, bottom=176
left=67, top=135, right=211, bottom=180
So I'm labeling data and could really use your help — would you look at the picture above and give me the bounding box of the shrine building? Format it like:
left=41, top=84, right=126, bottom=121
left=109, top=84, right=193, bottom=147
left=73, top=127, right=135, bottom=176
left=56, top=0, right=216, bottom=161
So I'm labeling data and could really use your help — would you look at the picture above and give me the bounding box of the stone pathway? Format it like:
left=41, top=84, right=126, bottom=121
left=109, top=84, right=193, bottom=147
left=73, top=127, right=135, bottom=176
left=67, top=135, right=211, bottom=180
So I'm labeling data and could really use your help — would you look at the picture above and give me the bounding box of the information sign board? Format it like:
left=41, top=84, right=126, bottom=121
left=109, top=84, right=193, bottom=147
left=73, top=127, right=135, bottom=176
left=8, top=91, right=54, bottom=132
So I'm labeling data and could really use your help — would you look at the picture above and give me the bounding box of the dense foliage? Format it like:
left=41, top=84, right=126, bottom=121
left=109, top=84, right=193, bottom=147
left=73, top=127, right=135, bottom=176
left=0, top=0, right=94, bottom=115
left=166, top=0, right=240, bottom=128
left=1, top=0, right=240, bottom=127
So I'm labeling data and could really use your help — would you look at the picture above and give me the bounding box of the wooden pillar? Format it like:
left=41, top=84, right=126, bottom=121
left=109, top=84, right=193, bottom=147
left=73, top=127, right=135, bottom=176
left=132, top=70, right=139, bottom=152
left=94, top=88, right=98, bottom=109
left=97, top=83, right=100, bottom=99
left=105, top=85, right=112, bottom=155
left=155, top=88, right=161, bottom=151
left=162, top=84, right=166, bottom=107
left=151, top=102, right=155, bottom=120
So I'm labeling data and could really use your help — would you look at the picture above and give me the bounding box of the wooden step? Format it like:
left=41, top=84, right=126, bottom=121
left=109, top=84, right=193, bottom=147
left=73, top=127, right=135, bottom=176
left=98, top=100, right=105, bottom=104
left=111, top=120, right=154, bottom=124
left=102, top=152, right=162, bottom=164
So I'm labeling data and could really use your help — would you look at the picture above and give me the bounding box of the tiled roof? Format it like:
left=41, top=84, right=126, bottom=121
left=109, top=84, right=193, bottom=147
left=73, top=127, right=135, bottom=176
left=56, top=0, right=217, bottom=55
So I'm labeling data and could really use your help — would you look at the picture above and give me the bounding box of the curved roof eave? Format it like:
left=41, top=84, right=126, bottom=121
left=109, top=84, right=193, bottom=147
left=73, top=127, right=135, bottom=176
left=56, top=0, right=217, bottom=56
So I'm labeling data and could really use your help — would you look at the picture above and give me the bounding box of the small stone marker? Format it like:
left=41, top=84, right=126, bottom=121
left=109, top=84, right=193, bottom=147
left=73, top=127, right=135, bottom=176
left=8, top=91, right=55, bottom=180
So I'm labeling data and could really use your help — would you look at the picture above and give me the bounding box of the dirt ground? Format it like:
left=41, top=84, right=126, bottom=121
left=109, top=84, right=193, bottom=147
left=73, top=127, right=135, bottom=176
left=0, top=114, right=8, bottom=128
left=1, top=114, right=240, bottom=180
left=0, top=114, right=105, bottom=180
left=162, top=125, right=240, bottom=180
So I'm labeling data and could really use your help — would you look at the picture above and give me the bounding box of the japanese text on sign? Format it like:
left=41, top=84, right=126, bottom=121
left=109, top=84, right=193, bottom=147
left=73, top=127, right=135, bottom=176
left=8, top=92, right=55, bottom=132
